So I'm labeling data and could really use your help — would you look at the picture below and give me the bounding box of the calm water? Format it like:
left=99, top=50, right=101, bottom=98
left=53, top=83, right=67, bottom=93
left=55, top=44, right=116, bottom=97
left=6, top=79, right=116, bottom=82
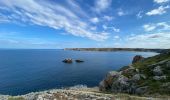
left=0, top=49, right=158, bottom=95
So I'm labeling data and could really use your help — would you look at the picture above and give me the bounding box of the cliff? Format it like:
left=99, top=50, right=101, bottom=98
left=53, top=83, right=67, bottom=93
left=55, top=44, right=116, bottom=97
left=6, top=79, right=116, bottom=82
left=99, top=49, right=170, bottom=96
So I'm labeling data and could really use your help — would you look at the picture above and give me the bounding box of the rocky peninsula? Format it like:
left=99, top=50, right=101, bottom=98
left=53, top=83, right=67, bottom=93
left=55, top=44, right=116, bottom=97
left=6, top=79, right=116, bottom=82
left=65, top=48, right=169, bottom=53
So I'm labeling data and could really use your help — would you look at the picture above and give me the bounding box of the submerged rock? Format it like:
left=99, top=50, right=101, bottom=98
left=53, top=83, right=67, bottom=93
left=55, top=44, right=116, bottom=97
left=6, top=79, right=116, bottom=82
left=62, top=58, right=73, bottom=63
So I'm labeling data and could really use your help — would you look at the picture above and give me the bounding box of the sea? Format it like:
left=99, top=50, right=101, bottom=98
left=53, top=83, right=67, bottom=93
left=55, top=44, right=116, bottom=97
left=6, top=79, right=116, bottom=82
left=0, top=49, right=158, bottom=95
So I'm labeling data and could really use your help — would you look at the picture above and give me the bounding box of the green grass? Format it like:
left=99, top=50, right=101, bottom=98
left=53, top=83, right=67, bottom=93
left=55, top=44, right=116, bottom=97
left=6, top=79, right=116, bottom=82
left=8, top=97, right=25, bottom=100
left=121, top=50, right=170, bottom=95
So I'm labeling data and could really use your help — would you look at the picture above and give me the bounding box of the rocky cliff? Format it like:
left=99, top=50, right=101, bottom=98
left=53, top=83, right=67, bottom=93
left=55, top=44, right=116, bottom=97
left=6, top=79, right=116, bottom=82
left=99, top=50, right=170, bottom=96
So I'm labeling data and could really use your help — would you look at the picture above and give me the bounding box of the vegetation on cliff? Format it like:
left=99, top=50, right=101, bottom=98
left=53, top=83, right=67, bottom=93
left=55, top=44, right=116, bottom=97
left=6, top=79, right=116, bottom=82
left=99, top=50, right=170, bottom=96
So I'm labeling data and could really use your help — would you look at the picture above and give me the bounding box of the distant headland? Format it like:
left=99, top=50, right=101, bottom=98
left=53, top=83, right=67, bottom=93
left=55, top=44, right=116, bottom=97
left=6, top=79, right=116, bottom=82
left=64, top=48, right=169, bottom=53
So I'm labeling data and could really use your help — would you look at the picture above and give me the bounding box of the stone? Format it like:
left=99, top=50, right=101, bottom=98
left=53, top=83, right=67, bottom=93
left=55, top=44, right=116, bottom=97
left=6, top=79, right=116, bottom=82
left=153, top=75, right=166, bottom=81
left=161, top=82, right=170, bottom=89
left=111, top=75, right=130, bottom=93
left=166, top=61, right=170, bottom=68
left=135, top=86, right=148, bottom=95
left=153, top=66, right=163, bottom=76
left=62, top=58, right=73, bottom=63
left=132, top=55, right=144, bottom=64
left=132, top=74, right=141, bottom=81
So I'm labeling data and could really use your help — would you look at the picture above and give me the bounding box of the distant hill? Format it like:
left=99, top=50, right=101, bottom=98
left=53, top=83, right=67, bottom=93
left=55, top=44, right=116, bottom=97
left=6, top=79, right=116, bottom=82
left=65, top=48, right=169, bottom=53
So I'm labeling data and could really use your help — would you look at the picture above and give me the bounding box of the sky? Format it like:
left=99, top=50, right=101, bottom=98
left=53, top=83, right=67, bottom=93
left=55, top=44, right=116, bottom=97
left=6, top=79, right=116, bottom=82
left=0, top=0, right=170, bottom=49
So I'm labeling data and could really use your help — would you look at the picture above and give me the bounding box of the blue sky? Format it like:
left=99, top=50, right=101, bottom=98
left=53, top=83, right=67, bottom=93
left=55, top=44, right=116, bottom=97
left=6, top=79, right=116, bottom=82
left=0, top=0, right=170, bottom=49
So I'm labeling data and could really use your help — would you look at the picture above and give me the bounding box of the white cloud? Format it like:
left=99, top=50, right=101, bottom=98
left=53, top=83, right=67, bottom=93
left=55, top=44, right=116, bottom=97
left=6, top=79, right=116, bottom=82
left=103, top=15, right=114, bottom=21
left=90, top=17, right=99, bottom=23
left=113, top=35, right=120, bottom=39
left=67, top=0, right=88, bottom=18
left=117, top=9, right=126, bottom=16
left=103, top=25, right=107, bottom=30
left=102, top=25, right=120, bottom=32
left=136, top=11, right=143, bottom=19
left=126, top=32, right=170, bottom=48
left=146, top=6, right=170, bottom=16
left=113, top=27, right=120, bottom=32
left=154, top=0, right=169, bottom=4
left=0, top=0, right=109, bottom=41
left=94, top=0, right=112, bottom=12
left=143, top=24, right=156, bottom=31
left=143, top=22, right=170, bottom=31
left=90, top=26, right=97, bottom=31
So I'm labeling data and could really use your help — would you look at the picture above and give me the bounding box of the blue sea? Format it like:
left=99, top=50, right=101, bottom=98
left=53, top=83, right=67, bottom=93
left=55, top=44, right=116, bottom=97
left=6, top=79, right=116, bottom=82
left=0, top=49, right=158, bottom=95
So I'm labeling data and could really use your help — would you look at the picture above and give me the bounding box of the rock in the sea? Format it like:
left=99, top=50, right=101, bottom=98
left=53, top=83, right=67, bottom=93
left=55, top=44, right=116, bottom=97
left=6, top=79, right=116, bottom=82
left=75, top=59, right=84, bottom=63
left=153, top=66, right=163, bottom=76
left=132, top=55, right=144, bottom=64
left=62, top=58, right=73, bottom=63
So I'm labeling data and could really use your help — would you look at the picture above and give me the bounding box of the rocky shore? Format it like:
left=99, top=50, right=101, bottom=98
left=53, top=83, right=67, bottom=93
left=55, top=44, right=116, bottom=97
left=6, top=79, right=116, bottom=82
left=0, top=86, right=169, bottom=100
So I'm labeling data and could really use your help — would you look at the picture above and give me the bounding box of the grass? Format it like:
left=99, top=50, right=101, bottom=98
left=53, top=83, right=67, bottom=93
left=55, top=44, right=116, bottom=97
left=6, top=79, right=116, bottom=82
left=121, top=50, right=170, bottom=95
left=8, top=97, right=25, bottom=100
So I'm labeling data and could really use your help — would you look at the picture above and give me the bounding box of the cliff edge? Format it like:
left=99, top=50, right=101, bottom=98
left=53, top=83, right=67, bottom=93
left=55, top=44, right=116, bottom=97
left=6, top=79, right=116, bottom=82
left=99, top=50, right=170, bottom=96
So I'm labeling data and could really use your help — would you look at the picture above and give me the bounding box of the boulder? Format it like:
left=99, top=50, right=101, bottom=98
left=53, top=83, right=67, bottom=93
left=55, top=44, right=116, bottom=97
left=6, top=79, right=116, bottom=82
left=62, top=59, right=73, bottom=63
left=135, top=86, right=148, bottom=95
left=161, top=82, right=170, bottom=89
left=131, top=74, right=145, bottom=81
left=132, top=55, right=144, bottom=64
left=153, top=66, right=163, bottom=76
left=166, top=61, right=170, bottom=69
left=99, top=71, right=132, bottom=93
left=99, top=71, right=120, bottom=91
left=153, top=75, right=166, bottom=81
left=111, top=75, right=130, bottom=93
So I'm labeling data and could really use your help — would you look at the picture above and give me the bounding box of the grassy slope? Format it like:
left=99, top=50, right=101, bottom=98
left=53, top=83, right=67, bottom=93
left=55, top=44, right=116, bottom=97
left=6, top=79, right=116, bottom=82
left=122, top=50, right=170, bottom=95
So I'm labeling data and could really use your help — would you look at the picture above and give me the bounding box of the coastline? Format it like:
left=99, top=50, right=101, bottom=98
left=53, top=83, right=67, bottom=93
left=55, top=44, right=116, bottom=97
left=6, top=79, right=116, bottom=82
left=64, top=48, right=169, bottom=53
left=1, top=86, right=169, bottom=100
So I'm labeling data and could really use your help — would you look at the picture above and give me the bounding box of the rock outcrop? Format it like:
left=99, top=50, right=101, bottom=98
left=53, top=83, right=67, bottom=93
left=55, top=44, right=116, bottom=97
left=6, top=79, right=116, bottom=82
left=132, top=55, right=144, bottom=64
left=62, top=58, right=73, bottom=63
left=99, top=51, right=170, bottom=95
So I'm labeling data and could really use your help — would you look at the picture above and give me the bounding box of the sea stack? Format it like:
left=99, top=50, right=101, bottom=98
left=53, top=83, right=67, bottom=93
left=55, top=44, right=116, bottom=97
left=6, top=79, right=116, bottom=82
left=62, top=58, right=73, bottom=63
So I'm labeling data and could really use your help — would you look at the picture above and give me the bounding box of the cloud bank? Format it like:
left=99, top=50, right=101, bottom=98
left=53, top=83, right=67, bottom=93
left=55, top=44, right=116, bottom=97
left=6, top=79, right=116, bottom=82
left=0, top=0, right=109, bottom=41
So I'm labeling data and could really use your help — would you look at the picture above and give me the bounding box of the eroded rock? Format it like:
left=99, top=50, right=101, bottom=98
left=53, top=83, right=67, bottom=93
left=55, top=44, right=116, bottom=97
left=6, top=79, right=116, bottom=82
left=153, top=66, right=163, bottom=76
left=153, top=75, right=166, bottom=81
left=132, top=55, right=144, bottom=64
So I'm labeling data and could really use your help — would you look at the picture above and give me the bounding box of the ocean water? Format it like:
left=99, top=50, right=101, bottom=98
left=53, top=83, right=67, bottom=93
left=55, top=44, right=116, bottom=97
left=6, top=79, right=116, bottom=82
left=0, top=49, right=158, bottom=95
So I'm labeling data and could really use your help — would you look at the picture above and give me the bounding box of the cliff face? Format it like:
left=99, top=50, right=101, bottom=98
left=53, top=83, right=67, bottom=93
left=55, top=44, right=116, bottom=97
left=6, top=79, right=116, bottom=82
left=99, top=50, right=170, bottom=95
